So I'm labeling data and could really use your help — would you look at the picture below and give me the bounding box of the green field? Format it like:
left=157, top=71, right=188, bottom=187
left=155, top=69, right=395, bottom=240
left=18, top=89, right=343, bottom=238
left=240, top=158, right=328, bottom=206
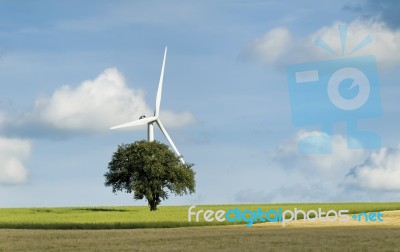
left=1, top=202, right=399, bottom=229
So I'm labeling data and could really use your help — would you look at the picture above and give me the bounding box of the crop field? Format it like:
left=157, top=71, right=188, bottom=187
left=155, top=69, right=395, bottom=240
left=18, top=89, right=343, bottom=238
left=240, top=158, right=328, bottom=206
left=0, top=202, right=399, bottom=251
left=1, top=202, right=400, bottom=229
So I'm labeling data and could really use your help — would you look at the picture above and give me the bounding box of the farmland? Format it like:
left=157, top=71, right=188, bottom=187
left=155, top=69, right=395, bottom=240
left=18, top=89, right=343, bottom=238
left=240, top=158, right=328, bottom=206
left=1, top=202, right=400, bottom=229
left=0, top=203, right=399, bottom=251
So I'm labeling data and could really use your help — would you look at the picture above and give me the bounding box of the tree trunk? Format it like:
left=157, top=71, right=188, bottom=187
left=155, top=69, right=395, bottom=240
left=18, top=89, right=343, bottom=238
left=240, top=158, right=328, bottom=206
left=149, top=199, right=157, bottom=211
left=148, top=191, right=160, bottom=211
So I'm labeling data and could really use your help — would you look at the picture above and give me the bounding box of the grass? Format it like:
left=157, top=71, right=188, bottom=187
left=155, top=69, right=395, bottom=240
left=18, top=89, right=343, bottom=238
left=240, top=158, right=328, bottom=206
left=0, top=202, right=399, bottom=229
left=0, top=225, right=399, bottom=251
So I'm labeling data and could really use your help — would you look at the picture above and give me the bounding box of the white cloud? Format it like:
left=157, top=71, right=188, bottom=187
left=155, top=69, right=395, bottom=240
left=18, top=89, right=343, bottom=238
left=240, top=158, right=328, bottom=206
left=265, top=130, right=400, bottom=202
left=273, top=130, right=400, bottom=199
left=273, top=130, right=368, bottom=177
left=12, top=68, right=195, bottom=133
left=0, top=137, right=31, bottom=184
left=312, top=20, right=400, bottom=68
left=345, top=146, right=400, bottom=191
left=245, top=19, right=400, bottom=68
left=245, top=27, right=292, bottom=65
left=33, top=68, right=150, bottom=132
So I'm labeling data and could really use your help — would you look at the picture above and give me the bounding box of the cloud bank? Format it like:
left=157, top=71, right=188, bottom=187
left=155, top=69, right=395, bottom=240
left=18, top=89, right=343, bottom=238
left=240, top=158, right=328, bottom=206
left=33, top=68, right=150, bottom=132
left=7, top=67, right=196, bottom=135
left=243, top=19, right=400, bottom=69
left=231, top=130, right=396, bottom=202
left=273, top=131, right=368, bottom=177
left=263, top=130, right=400, bottom=202
left=345, top=146, right=400, bottom=191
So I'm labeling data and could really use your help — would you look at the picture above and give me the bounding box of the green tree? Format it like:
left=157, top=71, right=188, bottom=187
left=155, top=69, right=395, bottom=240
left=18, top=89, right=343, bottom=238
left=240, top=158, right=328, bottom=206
left=104, top=140, right=196, bottom=211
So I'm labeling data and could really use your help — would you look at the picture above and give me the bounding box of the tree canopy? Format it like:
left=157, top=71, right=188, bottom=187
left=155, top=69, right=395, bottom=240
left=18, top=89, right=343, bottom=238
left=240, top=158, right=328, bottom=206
left=104, top=140, right=196, bottom=211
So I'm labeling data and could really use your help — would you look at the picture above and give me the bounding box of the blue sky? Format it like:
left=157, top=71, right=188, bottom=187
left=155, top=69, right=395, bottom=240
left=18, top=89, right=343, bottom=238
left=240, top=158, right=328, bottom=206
left=1, top=0, right=400, bottom=207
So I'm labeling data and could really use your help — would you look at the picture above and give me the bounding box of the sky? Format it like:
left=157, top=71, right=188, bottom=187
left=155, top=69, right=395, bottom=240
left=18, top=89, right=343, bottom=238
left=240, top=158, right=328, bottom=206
left=0, top=0, right=400, bottom=207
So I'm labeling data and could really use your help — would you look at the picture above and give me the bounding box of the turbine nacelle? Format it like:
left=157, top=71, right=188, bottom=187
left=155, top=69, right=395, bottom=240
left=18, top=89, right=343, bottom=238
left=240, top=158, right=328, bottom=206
left=110, top=47, right=185, bottom=164
left=110, top=116, right=157, bottom=129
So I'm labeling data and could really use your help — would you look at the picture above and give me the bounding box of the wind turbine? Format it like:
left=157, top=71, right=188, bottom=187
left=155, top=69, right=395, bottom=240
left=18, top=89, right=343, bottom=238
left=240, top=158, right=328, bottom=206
left=110, top=47, right=185, bottom=164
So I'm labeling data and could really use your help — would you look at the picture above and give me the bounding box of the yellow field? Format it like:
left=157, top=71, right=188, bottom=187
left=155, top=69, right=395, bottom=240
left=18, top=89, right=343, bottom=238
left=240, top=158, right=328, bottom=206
left=258, top=210, right=400, bottom=228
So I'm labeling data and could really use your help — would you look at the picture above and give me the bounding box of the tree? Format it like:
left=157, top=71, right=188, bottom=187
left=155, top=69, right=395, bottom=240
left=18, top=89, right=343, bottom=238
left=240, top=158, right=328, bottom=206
left=104, top=140, right=196, bottom=211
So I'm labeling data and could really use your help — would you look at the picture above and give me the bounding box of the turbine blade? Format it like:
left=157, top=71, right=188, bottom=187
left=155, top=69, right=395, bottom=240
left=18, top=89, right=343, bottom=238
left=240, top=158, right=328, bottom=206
left=155, top=47, right=167, bottom=116
left=156, top=119, right=185, bottom=164
left=110, top=116, right=157, bottom=129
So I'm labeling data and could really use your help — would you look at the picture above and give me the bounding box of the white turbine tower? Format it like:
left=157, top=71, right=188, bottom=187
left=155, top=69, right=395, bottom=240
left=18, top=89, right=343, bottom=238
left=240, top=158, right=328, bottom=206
left=110, top=47, right=185, bottom=164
